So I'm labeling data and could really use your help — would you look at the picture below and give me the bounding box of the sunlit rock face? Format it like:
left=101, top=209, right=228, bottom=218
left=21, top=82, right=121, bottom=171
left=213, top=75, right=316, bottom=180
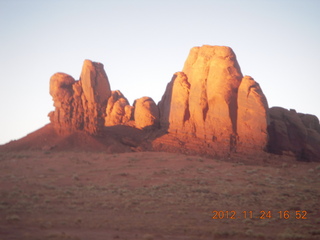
left=49, top=60, right=111, bottom=135
left=267, top=107, right=320, bottom=161
left=49, top=73, right=76, bottom=134
left=46, top=45, right=319, bottom=161
left=159, top=45, right=269, bottom=153
left=134, top=97, right=160, bottom=130
left=105, top=90, right=133, bottom=126
left=237, top=76, right=269, bottom=153
left=182, top=45, right=243, bottom=146
left=159, top=72, right=190, bottom=133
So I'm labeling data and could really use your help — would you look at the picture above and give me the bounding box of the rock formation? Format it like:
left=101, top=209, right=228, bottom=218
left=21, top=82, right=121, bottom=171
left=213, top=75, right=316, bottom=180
left=182, top=45, right=243, bottom=147
left=49, top=73, right=76, bottom=134
left=49, top=59, right=111, bottom=135
left=267, top=107, right=320, bottom=161
left=158, top=72, right=190, bottom=133
left=45, top=45, right=319, bottom=161
left=105, top=90, right=133, bottom=126
left=237, top=76, right=269, bottom=152
left=134, top=97, right=160, bottom=129
left=159, top=45, right=268, bottom=153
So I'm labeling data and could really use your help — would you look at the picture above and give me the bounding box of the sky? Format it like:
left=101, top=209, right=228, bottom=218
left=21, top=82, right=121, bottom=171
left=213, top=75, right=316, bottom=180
left=0, top=0, right=320, bottom=144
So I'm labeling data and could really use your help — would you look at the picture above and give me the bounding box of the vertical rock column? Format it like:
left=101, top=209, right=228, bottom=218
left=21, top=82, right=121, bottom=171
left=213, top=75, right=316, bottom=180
left=80, top=60, right=111, bottom=134
left=237, top=76, right=269, bottom=152
left=49, top=60, right=111, bottom=135
left=48, top=73, right=76, bottom=134
left=159, top=72, right=190, bottom=133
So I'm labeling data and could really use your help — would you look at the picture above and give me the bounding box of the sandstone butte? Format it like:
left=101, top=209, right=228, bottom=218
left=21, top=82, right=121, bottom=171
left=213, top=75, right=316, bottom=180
left=44, top=45, right=319, bottom=162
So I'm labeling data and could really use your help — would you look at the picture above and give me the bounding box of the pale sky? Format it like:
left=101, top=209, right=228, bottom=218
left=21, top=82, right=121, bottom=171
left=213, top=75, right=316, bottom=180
left=1, top=0, right=319, bottom=144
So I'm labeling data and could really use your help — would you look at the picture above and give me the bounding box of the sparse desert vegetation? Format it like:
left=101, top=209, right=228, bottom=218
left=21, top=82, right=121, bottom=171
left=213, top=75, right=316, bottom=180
left=0, top=150, right=319, bottom=239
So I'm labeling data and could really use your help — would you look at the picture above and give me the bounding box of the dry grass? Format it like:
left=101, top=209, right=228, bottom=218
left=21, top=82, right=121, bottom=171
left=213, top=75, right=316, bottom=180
left=0, top=151, right=319, bottom=239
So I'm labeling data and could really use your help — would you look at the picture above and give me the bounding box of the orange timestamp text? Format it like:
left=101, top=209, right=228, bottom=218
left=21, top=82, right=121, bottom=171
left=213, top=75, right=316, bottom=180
left=212, top=210, right=307, bottom=220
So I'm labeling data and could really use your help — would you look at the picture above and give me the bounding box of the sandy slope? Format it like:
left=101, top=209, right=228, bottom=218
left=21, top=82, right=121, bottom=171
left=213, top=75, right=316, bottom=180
left=0, top=150, right=319, bottom=240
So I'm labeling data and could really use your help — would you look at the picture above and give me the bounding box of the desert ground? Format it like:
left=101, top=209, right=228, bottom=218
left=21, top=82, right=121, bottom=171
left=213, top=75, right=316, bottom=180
left=0, top=150, right=319, bottom=240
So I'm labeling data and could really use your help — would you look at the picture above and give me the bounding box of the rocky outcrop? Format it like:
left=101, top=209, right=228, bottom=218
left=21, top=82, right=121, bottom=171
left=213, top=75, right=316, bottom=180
left=105, top=90, right=133, bottom=126
left=267, top=107, right=320, bottom=161
left=49, top=73, right=76, bottom=134
left=45, top=45, right=319, bottom=161
left=183, top=45, right=243, bottom=146
left=80, top=60, right=111, bottom=134
left=49, top=60, right=111, bottom=135
left=237, top=76, right=269, bottom=152
left=158, top=45, right=319, bottom=160
left=159, top=45, right=268, bottom=153
left=159, top=72, right=190, bottom=133
left=134, top=97, right=160, bottom=129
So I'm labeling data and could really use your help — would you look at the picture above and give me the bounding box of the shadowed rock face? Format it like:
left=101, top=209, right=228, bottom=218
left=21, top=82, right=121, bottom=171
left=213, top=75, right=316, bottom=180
left=159, top=45, right=269, bottom=153
left=49, top=60, right=111, bottom=135
left=267, top=107, right=320, bottom=161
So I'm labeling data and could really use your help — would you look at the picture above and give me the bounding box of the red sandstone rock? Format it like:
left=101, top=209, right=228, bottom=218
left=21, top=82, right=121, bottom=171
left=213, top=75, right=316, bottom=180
left=49, top=60, right=111, bottom=135
left=267, top=107, right=320, bottom=161
left=80, top=60, right=111, bottom=134
left=183, top=45, right=243, bottom=145
left=80, top=60, right=111, bottom=105
left=159, top=72, right=190, bottom=133
left=48, top=73, right=76, bottom=134
left=46, top=46, right=319, bottom=162
left=237, top=76, right=269, bottom=152
left=123, top=105, right=134, bottom=124
left=159, top=45, right=244, bottom=152
left=105, top=90, right=131, bottom=126
left=134, top=97, right=159, bottom=129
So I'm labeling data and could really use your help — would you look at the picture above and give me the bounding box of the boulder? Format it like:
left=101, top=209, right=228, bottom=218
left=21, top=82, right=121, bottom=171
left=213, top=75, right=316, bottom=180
left=134, top=97, right=160, bottom=129
left=105, top=90, right=131, bottom=126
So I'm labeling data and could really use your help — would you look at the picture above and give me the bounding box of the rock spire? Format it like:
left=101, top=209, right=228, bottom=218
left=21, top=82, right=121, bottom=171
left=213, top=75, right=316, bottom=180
left=49, top=59, right=111, bottom=135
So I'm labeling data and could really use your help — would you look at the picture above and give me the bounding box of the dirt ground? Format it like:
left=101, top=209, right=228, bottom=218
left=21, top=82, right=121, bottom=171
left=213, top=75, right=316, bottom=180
left=0, top=150, right=319, bottom=240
